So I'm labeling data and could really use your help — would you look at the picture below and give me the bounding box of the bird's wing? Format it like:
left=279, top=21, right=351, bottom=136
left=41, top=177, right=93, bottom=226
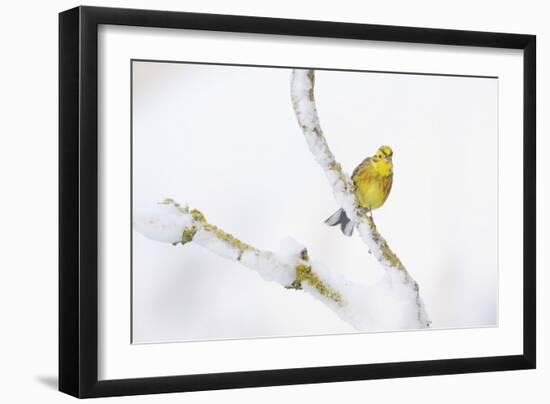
left=381, top=173, right=393, bottom=204
left=387, top=173, right=393, bottom=192
left=351, top=157, right=371, bottom=180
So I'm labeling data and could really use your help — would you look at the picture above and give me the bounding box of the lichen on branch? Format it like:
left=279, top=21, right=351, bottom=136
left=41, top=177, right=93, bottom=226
left=137, top=198, right=343, bottom=305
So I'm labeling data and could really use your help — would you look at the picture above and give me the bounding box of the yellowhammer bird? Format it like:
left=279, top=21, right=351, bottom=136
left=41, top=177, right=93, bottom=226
left=325, top=145, right=393, bottom=236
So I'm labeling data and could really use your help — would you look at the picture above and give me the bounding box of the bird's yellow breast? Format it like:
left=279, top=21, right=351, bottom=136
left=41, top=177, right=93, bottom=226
left=352, top=159, right=393, bottom=210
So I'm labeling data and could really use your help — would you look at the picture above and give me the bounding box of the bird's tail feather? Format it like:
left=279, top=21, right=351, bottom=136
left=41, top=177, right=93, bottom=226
left=324, top=208, right=354, bottom=236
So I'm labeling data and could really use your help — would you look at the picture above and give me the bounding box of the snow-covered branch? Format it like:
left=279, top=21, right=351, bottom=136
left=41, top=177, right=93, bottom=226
left=291, top=69, right=431, bottom=328
left=135, top=200, right=344, bottom=316
left=135, top=199, right=426, bottom=330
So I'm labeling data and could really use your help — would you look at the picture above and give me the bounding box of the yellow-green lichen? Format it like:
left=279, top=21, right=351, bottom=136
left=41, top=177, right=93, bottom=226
left=160, top=198, right=189, bottom=214
left=181, top=226, right=197, bottom=245
left=190, top=208, right=206, bottom=224
left=190, top=208, right=254, bottom=254
left=329, top=162, right=343, bottom=173
left=294, top=263, right=342, bottom=304
left=366, top=215, right=404, bottom=269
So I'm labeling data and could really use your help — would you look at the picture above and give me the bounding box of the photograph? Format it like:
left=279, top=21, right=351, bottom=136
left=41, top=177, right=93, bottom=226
left=131, top=60, right=498, bottom=344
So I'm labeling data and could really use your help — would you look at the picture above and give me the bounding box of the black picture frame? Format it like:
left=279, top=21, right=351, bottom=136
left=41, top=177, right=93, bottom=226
left=59, top=5, right=536, bottom=398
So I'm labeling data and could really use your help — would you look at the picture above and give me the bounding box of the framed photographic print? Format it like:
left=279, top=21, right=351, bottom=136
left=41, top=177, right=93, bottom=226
left=59, top=6, right=536, bottom=398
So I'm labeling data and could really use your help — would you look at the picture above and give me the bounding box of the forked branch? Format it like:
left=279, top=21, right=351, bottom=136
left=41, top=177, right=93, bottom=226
left=291, top=69, right=430, bottom=327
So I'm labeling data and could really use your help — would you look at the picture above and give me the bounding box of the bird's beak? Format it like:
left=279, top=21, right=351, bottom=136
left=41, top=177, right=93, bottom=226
left=385, top=156, right=392, bottom=162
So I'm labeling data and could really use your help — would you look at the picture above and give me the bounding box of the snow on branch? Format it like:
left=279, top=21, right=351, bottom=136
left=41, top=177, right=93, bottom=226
left=291, top=69, right=431, bottom=328
left=135, top=200, right=345, bottom=305
left=135, top=199, right=424, bottom=330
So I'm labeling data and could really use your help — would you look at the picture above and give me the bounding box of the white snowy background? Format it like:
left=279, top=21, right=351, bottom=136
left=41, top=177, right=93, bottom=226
left=132, top=61, right=498, bottom=343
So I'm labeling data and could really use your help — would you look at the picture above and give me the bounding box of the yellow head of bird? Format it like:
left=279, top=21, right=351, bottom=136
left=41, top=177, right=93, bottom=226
left=373, top=145, right=393, bottom=161
left=371, top=145, right=393, bottom=175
